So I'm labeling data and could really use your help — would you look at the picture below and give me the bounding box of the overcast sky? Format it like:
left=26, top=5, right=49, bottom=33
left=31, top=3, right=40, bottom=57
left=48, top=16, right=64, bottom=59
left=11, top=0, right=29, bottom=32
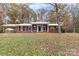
left=28, top=3, right=53, bottom=11
left=0, top=0, right=78, bottom=3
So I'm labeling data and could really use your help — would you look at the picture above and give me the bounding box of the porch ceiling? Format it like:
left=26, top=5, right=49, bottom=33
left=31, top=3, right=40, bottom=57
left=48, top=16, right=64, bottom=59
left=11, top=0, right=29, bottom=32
left=2, top=24, right=32, bottom=27
left=48, top=24, right=58, bottom=26
left=31, top=22, right=49, bottom=24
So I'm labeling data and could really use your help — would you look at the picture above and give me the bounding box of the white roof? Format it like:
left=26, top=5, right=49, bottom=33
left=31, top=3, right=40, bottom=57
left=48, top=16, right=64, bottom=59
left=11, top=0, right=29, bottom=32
left=48, top=24, right=58, bottom=26
left=2, top=23, right=59, bottom=27
left=31, top=22, right=49, bottom=24
left=17, top=24, right=32, bottom=26
left=2, top=24, right=32, bottom=27
left=2, top=24, right=16, bottom=27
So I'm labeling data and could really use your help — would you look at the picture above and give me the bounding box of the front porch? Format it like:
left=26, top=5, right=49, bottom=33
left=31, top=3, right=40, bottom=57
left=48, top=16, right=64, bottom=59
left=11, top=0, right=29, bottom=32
left=2, top=22, right=59, bottom=33
left=32, top=24, right=48, bottom=32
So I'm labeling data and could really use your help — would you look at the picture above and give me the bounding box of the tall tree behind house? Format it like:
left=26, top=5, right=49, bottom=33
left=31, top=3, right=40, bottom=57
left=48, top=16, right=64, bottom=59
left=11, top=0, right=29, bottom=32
left=36, top=8, right=47, bottom=22
left=21, top=4, right=37, bottom=23
left=49, top=3, right=73, bottom=33
left=0, top=5, right=4, bottom=25
left=6, top=4, right=36, bottom=24
left=0, top=4, right=6, bottom=33
left=70, top=3, right=79, bottom=32
left=50, top=3, right=63, bottom=33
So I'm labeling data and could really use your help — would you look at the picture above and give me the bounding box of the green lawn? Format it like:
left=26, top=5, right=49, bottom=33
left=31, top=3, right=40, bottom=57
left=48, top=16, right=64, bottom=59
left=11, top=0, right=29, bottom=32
left=0, top=33, right=79, bottom=56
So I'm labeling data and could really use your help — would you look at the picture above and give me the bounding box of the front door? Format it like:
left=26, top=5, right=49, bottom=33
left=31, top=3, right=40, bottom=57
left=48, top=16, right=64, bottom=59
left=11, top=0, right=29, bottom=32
left=37, top=25, right=42, bottom=32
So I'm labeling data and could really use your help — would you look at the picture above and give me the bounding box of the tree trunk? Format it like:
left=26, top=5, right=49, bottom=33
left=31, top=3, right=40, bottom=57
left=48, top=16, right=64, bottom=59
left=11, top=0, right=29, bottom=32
left=73, top=25, right=76, bottom=33
left=55, top=3, right=61, bottom=33
left=58, top=23, right=61, bottom=33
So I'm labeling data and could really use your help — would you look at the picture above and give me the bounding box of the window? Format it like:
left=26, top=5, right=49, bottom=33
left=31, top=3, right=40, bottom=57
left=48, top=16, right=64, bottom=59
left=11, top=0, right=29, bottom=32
left=33, top=25, right=37, bottom=32
left=28, top=26, right=31, bottom=31
left=19, top=26, right=21, bottom=31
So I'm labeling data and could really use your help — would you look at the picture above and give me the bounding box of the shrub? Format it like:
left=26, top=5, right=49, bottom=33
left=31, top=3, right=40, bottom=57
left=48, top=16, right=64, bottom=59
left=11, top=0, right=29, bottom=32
left=0, top=26, right=3, bottom=33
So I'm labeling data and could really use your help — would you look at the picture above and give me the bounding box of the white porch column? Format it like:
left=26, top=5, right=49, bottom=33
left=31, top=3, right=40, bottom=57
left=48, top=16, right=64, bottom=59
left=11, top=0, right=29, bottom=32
left=31, top=26, right=32, bottom=32
left=47, top=25, right=49, bottom=32
left=21, top=26, right=23, bottom=31
left=37, top=25, right=38, bottom=32
left=41, top=24, right=43, bottom=32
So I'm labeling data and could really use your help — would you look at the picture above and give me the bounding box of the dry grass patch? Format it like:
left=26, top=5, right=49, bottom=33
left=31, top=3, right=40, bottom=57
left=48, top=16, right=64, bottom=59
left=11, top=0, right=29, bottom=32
left=0, top=33, right=79, bottom=56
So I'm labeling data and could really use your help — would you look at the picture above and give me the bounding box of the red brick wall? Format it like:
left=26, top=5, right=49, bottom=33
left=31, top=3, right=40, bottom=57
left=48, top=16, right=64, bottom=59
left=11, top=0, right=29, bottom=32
left=15, top=26, right=31, bottom=33
left=49, top=26, right=58, bottom=33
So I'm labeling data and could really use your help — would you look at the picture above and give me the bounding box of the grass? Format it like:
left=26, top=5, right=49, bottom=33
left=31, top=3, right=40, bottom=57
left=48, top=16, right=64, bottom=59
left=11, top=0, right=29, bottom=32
left=0, top=33, right=79, bottom=56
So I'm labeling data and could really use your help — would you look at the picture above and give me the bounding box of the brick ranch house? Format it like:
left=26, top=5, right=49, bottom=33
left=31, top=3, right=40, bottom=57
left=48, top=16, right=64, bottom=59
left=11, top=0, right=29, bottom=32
left=2, top=22, right=59, bottom=33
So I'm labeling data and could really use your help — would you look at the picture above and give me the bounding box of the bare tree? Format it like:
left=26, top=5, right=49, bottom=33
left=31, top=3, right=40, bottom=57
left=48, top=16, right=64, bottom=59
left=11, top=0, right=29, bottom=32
left=55, top=3, right=61, bottom=33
